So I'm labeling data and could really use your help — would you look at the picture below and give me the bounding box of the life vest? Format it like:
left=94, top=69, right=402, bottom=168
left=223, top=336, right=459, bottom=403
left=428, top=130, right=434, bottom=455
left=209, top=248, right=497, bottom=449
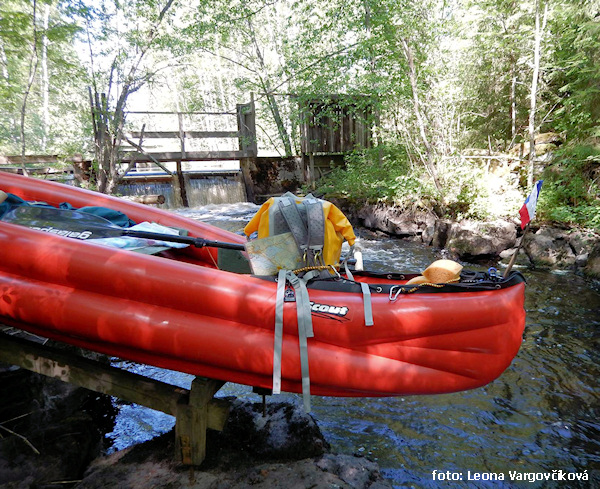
left=244, top=193, right=356, bottom=268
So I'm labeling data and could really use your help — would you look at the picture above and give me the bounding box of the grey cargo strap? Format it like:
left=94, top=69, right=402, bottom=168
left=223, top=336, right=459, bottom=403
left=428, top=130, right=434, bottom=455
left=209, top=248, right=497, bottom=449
left=360, top=282, right=374, bottom=326
left=277, top=194, right=325, bottom=267
left=273, top=269, right=315, bottom=412
left=341, top=250, right=373, bottom=328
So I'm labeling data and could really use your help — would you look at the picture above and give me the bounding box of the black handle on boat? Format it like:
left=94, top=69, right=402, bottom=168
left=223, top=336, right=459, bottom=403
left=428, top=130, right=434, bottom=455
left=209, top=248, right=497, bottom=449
left=1, top=206, right=246, bottom=251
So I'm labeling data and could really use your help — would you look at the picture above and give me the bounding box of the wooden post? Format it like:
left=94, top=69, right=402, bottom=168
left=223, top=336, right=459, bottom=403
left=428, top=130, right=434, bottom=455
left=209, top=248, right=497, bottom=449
left=308, top=153, right=315, bottom=190
left=178, top=113, right=186, bottom=160
left=0, top=330, right=230, bottom=466
left=239, top=158, right=255, bottom=203
left=175, top=377, right=226, bottom=465
left=237, top=94, right=257, bottom=157
left=238, top=94, right=257, bottom=202
left=176, top=161, right=189, bottom=207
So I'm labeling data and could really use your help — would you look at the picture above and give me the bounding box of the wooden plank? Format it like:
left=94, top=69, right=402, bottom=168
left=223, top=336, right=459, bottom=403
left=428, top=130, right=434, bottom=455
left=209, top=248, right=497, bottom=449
left=120, top=151, right=248, bottom=163
left=127, top=110, right=236, bottom=116
left=0, top=331, right=185, bottom=415
left=0, top=331, right=229, bottom=431
left=0, top=155, right=90, bottom=165
left=128, top=131, right=240, bottom=139
left=120, top=194, right=166, bottom=205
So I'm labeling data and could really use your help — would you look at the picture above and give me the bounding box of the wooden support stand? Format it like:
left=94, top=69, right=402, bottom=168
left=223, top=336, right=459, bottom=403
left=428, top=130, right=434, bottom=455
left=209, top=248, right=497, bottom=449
left=0, top=331, right=230, bottom=466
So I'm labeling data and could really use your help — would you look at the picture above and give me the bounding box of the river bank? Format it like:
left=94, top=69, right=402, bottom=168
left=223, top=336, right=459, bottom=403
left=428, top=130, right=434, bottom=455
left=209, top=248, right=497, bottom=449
left=338, top=201, right=600, bottom=279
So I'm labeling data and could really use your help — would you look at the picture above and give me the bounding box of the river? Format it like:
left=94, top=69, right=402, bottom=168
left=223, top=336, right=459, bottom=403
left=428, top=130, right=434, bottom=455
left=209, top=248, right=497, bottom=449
left=107, top=203, right=600, bottom=488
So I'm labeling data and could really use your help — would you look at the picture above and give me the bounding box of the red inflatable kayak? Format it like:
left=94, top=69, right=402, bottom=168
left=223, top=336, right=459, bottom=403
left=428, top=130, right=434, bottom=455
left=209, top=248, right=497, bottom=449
left=0, top=172, right=525, bottom=399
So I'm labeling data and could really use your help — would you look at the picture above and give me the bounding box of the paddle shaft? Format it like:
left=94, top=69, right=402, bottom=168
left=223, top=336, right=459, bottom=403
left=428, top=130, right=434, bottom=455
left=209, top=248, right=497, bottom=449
left=120, top=229, right=245, bottom=250
left=503, top=223, right=530, bottom=278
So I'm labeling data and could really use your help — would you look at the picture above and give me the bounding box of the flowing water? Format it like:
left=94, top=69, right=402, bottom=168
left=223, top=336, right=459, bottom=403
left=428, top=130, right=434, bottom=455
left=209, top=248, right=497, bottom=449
left=107, top=203, right=600, bottom=488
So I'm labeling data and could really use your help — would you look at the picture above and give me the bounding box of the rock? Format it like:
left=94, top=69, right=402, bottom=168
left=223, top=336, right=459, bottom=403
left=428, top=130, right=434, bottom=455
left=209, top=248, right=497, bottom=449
left=584, top=243, right=600, bottom=279
left=421, top=223, right=436, bottom=246
left=213, top=400, right=329, bottom=460
left=524, top=227, right=577, bottom=269
left=337, top=196, right=600, bottom=272
left=77, top=401, right=392, bottom=489
left=317, top=453, right=392, bottom=489
left=568, top=229, right=599, bottom=256
left=79, top=448, right=391, bottom=489
left=431, top=219, right=453, bottom=249
left=445, top=220, right=517, bottom=261
left=576, top=253, right=589, bottom=268
left=0, top=369, right=114, bottom=489
left=356, top=204, right=435, bottom=238
left=500, top=247, right=533, bottom=268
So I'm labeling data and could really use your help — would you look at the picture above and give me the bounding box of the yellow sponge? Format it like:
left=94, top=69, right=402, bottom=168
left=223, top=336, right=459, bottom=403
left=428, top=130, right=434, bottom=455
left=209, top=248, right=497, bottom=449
left=422, top=259, right=463, bottom=283
left=406, top=260, right=463, bottom=285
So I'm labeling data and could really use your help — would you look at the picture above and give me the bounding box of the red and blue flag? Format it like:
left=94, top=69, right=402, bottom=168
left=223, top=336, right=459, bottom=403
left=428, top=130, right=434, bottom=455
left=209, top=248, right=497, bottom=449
left=519, top=180, right=543, bottom=229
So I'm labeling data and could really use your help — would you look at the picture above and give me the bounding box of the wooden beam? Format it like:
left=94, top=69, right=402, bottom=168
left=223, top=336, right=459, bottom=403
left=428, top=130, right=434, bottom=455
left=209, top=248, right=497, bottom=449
left=128, top=131, right=240, bottom=139
left=120, top=150, right=248, bottom=163
left=127, top=110, right=236, bottom=116
left=0, top=331, right=230, bottom=433
left=0, top=155, right=91, bottom=165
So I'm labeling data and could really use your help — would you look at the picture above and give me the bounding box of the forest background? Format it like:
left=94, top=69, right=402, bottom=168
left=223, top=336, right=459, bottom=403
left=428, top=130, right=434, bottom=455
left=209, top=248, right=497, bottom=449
left=1, top=0, right=599, bottom=230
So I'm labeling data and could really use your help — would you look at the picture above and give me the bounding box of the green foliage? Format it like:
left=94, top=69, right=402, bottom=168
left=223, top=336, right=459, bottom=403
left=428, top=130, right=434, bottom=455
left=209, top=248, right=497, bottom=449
left=537, top=144, right=600, bottom=230
left=315, top=145, right=436, bottom=208
left=548, top=1, right=600, bottom=140
left=0, top=0, right=88, bottom=155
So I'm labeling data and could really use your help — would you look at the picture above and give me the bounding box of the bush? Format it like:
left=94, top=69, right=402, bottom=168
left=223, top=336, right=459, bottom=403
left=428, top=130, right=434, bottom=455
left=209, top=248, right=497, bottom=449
left=537, top=144, right=600, bottom=231
left=437, top=158, right=523, bottom=221
left=315, top=145, right=436, bottom=209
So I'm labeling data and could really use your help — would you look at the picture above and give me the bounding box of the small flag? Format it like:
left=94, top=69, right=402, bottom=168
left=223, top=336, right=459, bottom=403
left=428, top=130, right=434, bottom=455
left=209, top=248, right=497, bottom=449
left=519, top=180, right=543, bottom=229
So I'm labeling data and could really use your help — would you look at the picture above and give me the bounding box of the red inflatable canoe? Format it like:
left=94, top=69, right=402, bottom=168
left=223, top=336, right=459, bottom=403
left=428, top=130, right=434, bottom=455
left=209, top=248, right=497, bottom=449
left=0, top=172, right=525, bottom=399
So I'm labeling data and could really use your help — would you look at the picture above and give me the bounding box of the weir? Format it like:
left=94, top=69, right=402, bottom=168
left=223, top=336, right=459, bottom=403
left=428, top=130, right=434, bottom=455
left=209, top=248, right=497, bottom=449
left=118, top=171, right=247, bottom=208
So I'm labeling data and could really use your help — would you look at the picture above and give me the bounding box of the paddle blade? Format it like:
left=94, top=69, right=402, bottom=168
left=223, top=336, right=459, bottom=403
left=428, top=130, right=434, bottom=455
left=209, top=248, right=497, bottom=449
left=1, top=206, right=126, bottom=240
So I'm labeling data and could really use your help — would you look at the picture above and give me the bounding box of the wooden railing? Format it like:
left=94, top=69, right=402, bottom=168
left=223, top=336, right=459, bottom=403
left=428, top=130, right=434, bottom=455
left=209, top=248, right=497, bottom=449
left=120, top=98, right=257, bottom=165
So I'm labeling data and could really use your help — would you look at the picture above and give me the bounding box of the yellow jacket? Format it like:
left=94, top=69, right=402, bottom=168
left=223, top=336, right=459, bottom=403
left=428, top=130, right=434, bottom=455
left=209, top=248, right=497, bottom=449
left=244, top=196, right=356, bottom=267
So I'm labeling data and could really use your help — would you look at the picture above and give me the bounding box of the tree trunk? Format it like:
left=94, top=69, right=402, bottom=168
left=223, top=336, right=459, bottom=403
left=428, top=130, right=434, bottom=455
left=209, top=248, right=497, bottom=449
left=41, top=4, right=50, bottom=151
left=214, top=31, right=228, bottom=110
left=0, top=37, right=9, bottom=80
left=401, top=38, right=443, bottom=197
left=510, top=67, right=517, bottom=141
left=19, top=0, right=40, bottom=173
left=247, top=17, right=292, bottom=156
left=527, top=0, right=547, bottom=188
left=89, top=0, right=176, bottom=194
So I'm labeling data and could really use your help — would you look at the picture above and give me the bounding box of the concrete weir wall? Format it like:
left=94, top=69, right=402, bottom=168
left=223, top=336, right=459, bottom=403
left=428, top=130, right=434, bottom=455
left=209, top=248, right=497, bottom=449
left=241, top=156, right=304, bottom=203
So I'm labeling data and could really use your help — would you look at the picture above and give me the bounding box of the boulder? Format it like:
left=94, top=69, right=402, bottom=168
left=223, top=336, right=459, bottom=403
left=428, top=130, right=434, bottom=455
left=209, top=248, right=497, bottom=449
left=524, top=227, right=577, bottom=269
left=214, top=400, right=329, bottom=460
left=357, top=204, right=435, bottom=238
left=567, top=229, right=599, bottom=256
left=0, top=369, right=114, bottom=488
left=431, top=219, right=453, bottom=248
left=78, top=401, right=392, bottom=489
left=444, top=220, right=517, bottom=261
left=584, top=242, right=600, bottom=279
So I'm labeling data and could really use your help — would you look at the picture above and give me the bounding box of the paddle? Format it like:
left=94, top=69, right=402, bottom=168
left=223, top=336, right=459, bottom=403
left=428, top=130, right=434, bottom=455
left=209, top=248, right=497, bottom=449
left=1, top=206, right=246, bottom=251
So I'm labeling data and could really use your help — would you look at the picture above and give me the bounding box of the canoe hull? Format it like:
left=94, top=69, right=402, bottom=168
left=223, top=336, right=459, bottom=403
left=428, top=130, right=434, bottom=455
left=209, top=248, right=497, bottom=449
left=0, top=172, right=526, bottom=397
